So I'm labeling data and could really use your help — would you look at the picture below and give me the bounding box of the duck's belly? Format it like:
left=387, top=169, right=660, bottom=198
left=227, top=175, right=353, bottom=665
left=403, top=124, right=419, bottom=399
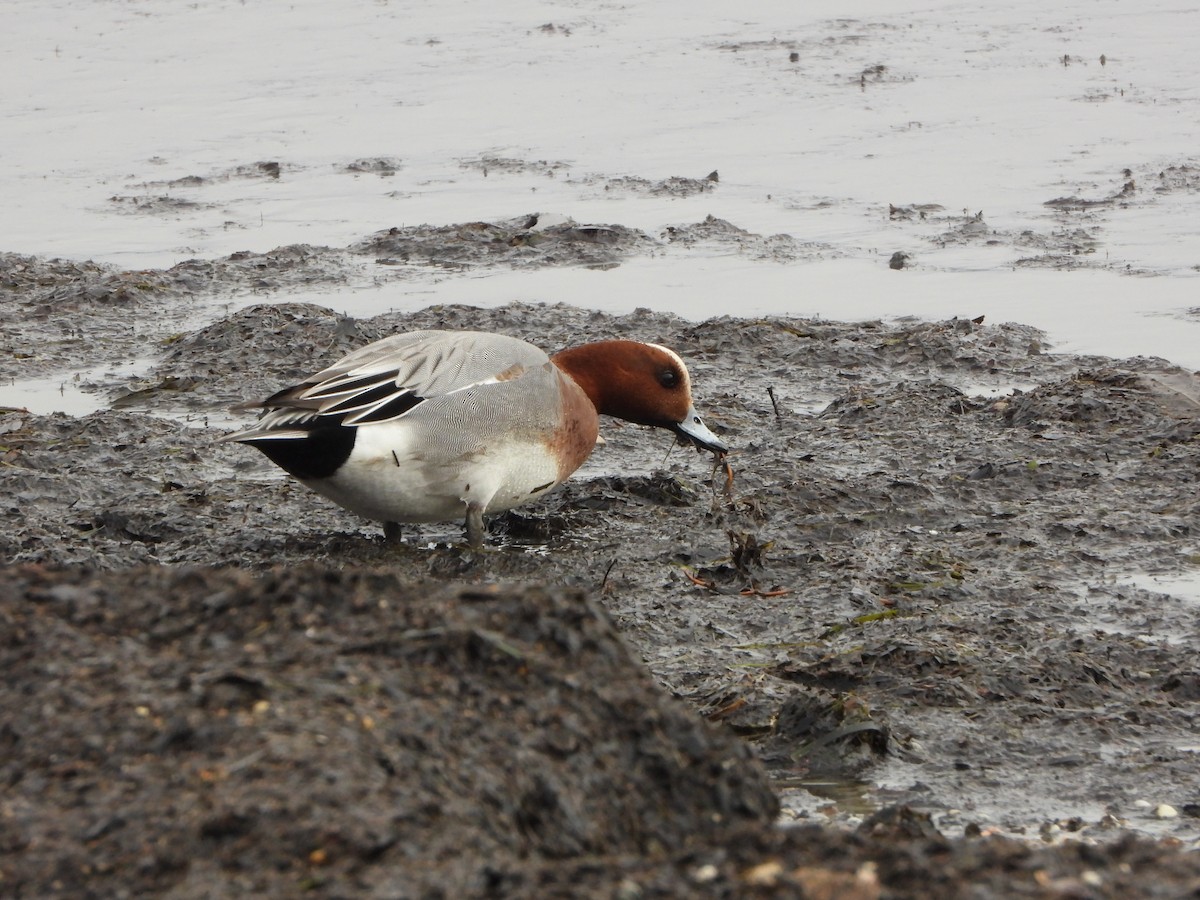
left=302, top=426, right=563, bottom=524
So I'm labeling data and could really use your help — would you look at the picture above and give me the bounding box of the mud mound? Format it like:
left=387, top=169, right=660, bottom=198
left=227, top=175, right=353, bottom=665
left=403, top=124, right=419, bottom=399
left=662, top=214, right=828, bottom=262
left=605, top=172, right=718, bottom=198
left=0, top=254, right=181, bottom=381
left=0, top=247, right=359, bottom=382
left=6, top=566, right=1199, bottom=899
left=130, top=303, right=391, bottom=413
left=354, top=215, right=657, bottom=271
left=0, top=566, right=777, bottom=897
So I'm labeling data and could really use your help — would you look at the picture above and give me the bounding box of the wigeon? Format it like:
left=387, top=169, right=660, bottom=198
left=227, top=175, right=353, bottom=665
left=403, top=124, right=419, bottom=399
left=225, top=330, right=727, bottom=546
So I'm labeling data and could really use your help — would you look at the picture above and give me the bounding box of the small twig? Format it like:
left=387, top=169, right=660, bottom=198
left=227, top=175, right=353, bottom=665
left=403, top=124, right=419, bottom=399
left=681, top=567, right=717, bottom=590
left=226, top=748, right=268, bottom=775
left=710, top=454, right=735, bottom=505
left=470, top=628, right=526, bottom=661
left=739, top=586, right=791, bottom=598
left=707, top=697, right=748, bottom=720
left=767, top=386, right=783, bottom=424
left=599, top=558, right=617, bottom=591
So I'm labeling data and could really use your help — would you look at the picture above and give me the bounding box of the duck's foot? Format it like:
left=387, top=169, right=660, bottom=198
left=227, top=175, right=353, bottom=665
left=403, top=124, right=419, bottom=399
left=383, top=521, right=402, bottom=543
left=464, top=502, right=486, bottom=549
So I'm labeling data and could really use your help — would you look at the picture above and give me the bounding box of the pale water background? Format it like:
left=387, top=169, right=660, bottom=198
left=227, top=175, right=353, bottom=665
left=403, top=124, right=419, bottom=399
left=4, top=0, right=1198, bottom=365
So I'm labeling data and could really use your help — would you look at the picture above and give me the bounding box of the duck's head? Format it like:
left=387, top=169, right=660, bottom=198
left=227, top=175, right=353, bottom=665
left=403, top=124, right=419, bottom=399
left=552, top=340, right=728, bottom=455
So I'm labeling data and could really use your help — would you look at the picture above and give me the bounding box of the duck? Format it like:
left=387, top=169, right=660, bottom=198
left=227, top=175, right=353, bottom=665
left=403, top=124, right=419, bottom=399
left=225, top=329, right=728, bottom=546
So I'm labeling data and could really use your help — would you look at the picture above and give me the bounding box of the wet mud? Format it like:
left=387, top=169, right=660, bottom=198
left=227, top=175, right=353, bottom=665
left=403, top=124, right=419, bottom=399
left=3, top=233, right=1200, bottom=896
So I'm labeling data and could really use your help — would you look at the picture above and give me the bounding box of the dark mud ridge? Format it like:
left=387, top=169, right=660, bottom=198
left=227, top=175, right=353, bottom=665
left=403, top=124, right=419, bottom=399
left=2, top=567, right=1197, bottom=899
left=4, top=250, right=1200, bottom=896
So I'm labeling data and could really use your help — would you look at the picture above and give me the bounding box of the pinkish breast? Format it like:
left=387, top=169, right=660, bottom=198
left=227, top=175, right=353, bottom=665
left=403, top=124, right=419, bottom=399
left=545, top=372, right=601, bottom=481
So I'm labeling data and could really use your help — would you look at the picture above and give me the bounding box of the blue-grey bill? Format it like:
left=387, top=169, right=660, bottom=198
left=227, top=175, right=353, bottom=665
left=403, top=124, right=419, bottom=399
left=674, top=407, right=728, bottom=455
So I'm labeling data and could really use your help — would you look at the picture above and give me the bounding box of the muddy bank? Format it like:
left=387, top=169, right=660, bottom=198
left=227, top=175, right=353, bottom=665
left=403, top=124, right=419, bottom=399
left=3, top=241, right=1200, bottom=894
left=4, top=566, right=1200, bottom=899
left=0, top=567, right=777, bottom=897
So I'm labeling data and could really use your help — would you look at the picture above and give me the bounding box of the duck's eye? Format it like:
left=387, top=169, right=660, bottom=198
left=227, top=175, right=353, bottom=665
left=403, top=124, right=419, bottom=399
left=658, top=368, right=680, bottom=389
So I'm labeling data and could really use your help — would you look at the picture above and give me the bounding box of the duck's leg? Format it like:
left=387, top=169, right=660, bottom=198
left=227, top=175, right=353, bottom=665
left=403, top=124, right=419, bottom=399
left=465, top=502, right=486, bottom=548
left=383, top=521, right=402, bottom=543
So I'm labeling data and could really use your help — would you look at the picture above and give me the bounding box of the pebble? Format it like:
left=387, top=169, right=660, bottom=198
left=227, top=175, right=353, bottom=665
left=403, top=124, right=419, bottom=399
left=1155, top=804, right=1179, bottom=819
left=743, top=861, right=784, bottom=887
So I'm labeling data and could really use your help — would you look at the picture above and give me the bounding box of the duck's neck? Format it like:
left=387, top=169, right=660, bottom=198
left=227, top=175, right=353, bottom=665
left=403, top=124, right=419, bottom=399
left=550, top=343, right=618, bottom=415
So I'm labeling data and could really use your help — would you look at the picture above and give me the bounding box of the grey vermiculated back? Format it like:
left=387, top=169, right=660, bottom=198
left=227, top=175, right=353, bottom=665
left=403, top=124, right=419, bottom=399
left=304, top=331, right=550, bottom=400
left=231, top=331, right=577, bottom=454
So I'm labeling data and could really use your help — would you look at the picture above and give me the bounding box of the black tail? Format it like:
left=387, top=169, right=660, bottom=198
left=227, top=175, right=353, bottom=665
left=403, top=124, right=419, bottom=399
left=244, top=423, right=357, bottom=481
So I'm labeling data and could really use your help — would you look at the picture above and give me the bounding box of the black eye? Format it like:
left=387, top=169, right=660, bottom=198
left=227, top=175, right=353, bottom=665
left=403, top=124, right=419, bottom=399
left=658, top=368, right=680, bottom=389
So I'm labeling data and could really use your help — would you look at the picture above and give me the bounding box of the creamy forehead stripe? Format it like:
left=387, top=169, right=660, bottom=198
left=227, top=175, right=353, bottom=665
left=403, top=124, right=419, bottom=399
left=647, top=343, right=692, bottom=393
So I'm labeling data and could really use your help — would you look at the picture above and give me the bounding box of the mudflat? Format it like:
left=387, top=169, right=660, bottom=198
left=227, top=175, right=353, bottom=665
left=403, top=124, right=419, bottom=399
left=3, top=247, right=1200, bottom=897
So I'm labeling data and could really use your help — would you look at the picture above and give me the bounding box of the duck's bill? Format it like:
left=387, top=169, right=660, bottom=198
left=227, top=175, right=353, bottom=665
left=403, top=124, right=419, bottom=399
left=673, top=407, right=728, bottom=455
